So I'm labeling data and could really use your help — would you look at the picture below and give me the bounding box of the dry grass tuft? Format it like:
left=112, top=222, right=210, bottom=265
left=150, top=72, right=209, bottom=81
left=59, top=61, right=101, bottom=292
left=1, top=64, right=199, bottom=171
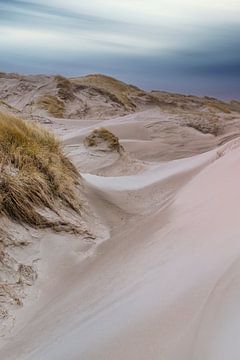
left=0, top=112, right=82, bottom=229
left=85, top=128, right=123, bottom=152
left=37, top=95, right=65, bottom=118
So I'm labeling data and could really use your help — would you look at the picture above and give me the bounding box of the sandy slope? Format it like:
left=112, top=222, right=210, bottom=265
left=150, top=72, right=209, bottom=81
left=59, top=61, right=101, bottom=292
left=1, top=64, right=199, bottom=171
left=1, top=101, right=240, bottom=359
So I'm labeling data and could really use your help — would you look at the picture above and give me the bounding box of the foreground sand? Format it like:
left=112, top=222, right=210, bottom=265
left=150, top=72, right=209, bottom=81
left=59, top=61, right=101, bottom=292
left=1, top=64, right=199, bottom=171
left=1, top=107, right=240, bottom=359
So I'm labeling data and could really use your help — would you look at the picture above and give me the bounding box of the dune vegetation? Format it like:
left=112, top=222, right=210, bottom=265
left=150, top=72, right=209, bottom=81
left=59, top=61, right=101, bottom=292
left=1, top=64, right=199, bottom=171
left=85, top=127, right=123, bottom=152
left=185, top=113, right=221, bottom=136
left=71, top=74, right=138, bottom=110
left=205, top=101, right=232, bottom=114
left=54, top=75, right=75, bottom=101
left=0, top=112, right=82, bottom=229
left=37, top=94, right=65, bottom=118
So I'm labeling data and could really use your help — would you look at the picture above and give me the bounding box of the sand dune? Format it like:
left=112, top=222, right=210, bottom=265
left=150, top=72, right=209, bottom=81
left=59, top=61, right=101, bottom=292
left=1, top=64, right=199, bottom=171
left=1, top=74, right=240, bottom=359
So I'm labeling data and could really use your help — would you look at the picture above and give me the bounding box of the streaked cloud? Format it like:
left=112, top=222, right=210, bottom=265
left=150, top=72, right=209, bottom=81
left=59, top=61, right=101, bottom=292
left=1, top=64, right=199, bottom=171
left=0, top=0, right=240, bottom=98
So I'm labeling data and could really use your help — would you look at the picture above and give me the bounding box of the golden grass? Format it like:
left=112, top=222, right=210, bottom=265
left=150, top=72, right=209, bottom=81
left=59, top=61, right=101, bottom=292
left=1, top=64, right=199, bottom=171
left=37, top=95, right=65, bottom=118
left=0, top=112, right=82, bottom=229
left=206, top=101, right=231, bottom=114
left=72, top=74, right=133, bottom=93
left=85, top=127, right=123, bottom=152
left=71, top=74, right=137, bottom=110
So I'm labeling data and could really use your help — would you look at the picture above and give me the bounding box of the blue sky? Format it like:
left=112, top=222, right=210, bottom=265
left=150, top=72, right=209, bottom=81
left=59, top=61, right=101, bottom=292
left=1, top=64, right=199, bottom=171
left=0, top=0, right=240, bottom=98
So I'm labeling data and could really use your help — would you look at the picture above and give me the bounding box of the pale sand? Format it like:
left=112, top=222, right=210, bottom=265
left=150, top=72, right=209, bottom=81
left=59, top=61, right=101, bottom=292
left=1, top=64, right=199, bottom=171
left=1, top=106, right=240, bottom=359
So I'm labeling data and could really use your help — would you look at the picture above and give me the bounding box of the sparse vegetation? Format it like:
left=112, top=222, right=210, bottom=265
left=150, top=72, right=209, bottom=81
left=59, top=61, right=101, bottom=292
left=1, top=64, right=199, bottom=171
left=0, top=112, right=82, bottom=229
left=71, top=74, right=138, bottom=110
left=85, top=127, right=123, bottom=152
left=185, top=114, right=221, bottom=136
left=37, top=95, right=65, bottom=118
left=54, top=75, right=75, bottom=101
left=205, top=101, right=231, bottom=114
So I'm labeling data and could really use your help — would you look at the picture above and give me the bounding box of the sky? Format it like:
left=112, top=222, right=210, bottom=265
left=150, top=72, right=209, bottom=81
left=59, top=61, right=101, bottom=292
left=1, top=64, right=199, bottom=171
left=0, top=0, right=240, bottom=98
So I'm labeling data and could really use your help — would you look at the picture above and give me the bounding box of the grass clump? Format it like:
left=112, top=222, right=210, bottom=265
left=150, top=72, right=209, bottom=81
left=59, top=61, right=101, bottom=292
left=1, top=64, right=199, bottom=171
left=85, top=128, right=123, bottom=152
left=37, top=95, right=65, bottom=118
left=0, top=112, right=82, bottom=229
left=54, top=75, right=75, bottom=101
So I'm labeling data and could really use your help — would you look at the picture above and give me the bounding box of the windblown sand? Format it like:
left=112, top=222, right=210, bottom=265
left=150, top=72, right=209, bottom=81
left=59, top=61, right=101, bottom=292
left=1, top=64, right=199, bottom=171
left=1, top=74, right=240, bottom=359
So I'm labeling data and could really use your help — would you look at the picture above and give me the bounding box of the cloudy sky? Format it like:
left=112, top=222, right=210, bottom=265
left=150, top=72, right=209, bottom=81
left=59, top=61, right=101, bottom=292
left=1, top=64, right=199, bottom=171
left=0, top=0, right=240, bottom=98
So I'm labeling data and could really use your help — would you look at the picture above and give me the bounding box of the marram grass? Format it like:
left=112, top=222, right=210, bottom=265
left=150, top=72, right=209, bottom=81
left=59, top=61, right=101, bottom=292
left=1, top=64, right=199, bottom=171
left=85, top=127, right=123, bottom=152
left=37, top=94, right=65, bottom=118
left=0, top=112, right=82, bottom=229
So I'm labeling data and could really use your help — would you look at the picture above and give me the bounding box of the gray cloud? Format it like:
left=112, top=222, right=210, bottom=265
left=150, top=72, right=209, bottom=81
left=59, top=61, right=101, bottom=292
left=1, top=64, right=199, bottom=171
left=0, top=0, right=240, bottom=99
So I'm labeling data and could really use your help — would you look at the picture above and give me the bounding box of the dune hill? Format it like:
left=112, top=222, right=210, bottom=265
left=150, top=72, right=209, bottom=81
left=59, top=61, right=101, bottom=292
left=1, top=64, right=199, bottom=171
left=0, top=72, right=159, bottom=120
left=0, top=72, right=240, bottom=121
left=0, top=110, right=95, bottom=333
